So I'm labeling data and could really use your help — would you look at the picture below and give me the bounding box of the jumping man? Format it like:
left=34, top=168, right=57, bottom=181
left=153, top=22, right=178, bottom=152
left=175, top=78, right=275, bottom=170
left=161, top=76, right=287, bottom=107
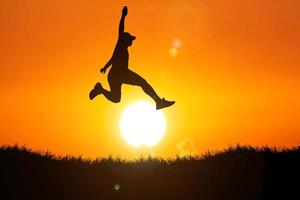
left=89, top=6, right=175, bottom=110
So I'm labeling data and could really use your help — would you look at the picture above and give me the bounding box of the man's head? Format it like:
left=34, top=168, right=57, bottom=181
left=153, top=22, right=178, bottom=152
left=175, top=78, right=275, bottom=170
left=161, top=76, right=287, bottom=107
left=122, top=32, right=136, bottom=46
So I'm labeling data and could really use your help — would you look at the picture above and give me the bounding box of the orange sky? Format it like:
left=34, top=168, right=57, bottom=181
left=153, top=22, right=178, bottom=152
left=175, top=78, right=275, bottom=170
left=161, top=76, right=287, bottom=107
left=0, top=0, right=299, bottom=158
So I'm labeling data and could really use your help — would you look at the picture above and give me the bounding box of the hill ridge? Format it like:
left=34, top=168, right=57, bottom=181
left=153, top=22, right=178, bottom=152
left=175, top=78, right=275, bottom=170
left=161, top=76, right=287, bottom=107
left=1, top=145, right=299, bottom=200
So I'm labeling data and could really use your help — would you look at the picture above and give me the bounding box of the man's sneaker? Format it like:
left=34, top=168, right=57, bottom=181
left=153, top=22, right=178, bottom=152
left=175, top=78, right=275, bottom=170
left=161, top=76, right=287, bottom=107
left=156, top=98, right=175, bottom=110
left=89, top=82, right=102, bottom=100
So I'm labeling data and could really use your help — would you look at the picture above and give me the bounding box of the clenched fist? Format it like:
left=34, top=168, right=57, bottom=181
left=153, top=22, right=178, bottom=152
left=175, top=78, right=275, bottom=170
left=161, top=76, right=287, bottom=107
left=122, top=6, right=128, bottom=17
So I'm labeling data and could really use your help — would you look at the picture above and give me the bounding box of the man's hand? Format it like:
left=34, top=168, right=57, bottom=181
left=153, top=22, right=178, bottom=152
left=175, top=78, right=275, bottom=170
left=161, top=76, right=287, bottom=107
left=100, top=67, right=107, bottom=74
left=122, top=6, right=128, bottom=17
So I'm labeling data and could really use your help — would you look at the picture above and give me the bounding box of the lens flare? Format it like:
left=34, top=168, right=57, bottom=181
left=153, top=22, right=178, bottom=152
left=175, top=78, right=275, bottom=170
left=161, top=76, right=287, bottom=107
left=169, top=48, right=178, bottom=57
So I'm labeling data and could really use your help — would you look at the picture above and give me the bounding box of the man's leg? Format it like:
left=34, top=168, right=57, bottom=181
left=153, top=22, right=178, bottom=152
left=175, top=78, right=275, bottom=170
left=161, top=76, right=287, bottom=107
left=124, top=70, right=175, bottom=109
left=101, top=85, right=121, bottom=103
left=102, top=73, right=122, bottom=103
left=89, top=82, right=102, bottom=100
left=89, top=73, right=122, bottom=103
left=124, top=70, right=160, bottom=103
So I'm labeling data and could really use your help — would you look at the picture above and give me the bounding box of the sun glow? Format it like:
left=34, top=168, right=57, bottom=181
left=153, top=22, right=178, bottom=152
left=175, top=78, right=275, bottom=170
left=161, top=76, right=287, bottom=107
left=120, top=101, right=166, bottom=147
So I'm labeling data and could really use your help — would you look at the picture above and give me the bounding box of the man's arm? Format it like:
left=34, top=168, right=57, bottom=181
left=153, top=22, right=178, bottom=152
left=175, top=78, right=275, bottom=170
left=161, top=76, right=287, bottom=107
left=101, top=7, right=127, bottom=74
left=119, top=6, right=128, bottom=36
left=100, top=58, right=112, bottom=74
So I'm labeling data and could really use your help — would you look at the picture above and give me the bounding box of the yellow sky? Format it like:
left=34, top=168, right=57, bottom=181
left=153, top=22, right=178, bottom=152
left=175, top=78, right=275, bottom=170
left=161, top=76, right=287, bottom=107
left=0, top=0, right=299, bottom=158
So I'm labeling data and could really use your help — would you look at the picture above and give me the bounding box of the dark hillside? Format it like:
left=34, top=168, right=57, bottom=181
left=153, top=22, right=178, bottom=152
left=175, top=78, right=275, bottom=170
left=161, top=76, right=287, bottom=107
left=1, top=145, right=299, bottom=200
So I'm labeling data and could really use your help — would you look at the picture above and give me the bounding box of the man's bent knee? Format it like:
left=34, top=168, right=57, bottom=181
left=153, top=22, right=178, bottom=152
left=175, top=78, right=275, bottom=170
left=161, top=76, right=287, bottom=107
left=111, top=94, right=121, bottom=103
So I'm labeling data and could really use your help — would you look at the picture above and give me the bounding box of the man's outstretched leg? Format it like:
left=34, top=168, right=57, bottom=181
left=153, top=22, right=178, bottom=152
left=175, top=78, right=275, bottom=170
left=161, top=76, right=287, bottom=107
left=125, top=70, right=175, bottom=109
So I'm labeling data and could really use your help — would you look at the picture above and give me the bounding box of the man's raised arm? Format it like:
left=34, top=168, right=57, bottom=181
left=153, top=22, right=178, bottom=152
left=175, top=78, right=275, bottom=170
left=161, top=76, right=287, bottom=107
left=119, top=6, right=127, bottom=36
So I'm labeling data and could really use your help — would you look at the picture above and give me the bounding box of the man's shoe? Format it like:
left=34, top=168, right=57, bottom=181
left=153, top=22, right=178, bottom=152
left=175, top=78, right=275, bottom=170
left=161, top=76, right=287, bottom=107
left=156, top=98, right=175, bottom=110
left=89, top=82, right=102, bottom=100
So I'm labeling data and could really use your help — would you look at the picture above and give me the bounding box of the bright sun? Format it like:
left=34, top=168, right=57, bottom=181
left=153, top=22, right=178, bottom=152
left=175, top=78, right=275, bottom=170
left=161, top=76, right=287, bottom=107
left=120, top=101, right=166, bottom=147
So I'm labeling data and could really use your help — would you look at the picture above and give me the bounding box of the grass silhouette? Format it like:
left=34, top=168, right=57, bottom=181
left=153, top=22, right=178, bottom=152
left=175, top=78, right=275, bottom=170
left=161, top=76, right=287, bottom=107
left=1, top=145, right=299, bottom=200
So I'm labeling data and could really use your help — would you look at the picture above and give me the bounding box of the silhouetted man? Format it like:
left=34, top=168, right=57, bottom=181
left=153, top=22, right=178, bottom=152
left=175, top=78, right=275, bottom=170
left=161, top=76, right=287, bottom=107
left=89, top=6, right=175, bottom=110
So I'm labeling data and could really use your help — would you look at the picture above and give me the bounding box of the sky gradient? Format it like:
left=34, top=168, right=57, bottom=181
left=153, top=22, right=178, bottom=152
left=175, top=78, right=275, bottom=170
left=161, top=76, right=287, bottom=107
left=1, top=0, right=299, bottom=158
